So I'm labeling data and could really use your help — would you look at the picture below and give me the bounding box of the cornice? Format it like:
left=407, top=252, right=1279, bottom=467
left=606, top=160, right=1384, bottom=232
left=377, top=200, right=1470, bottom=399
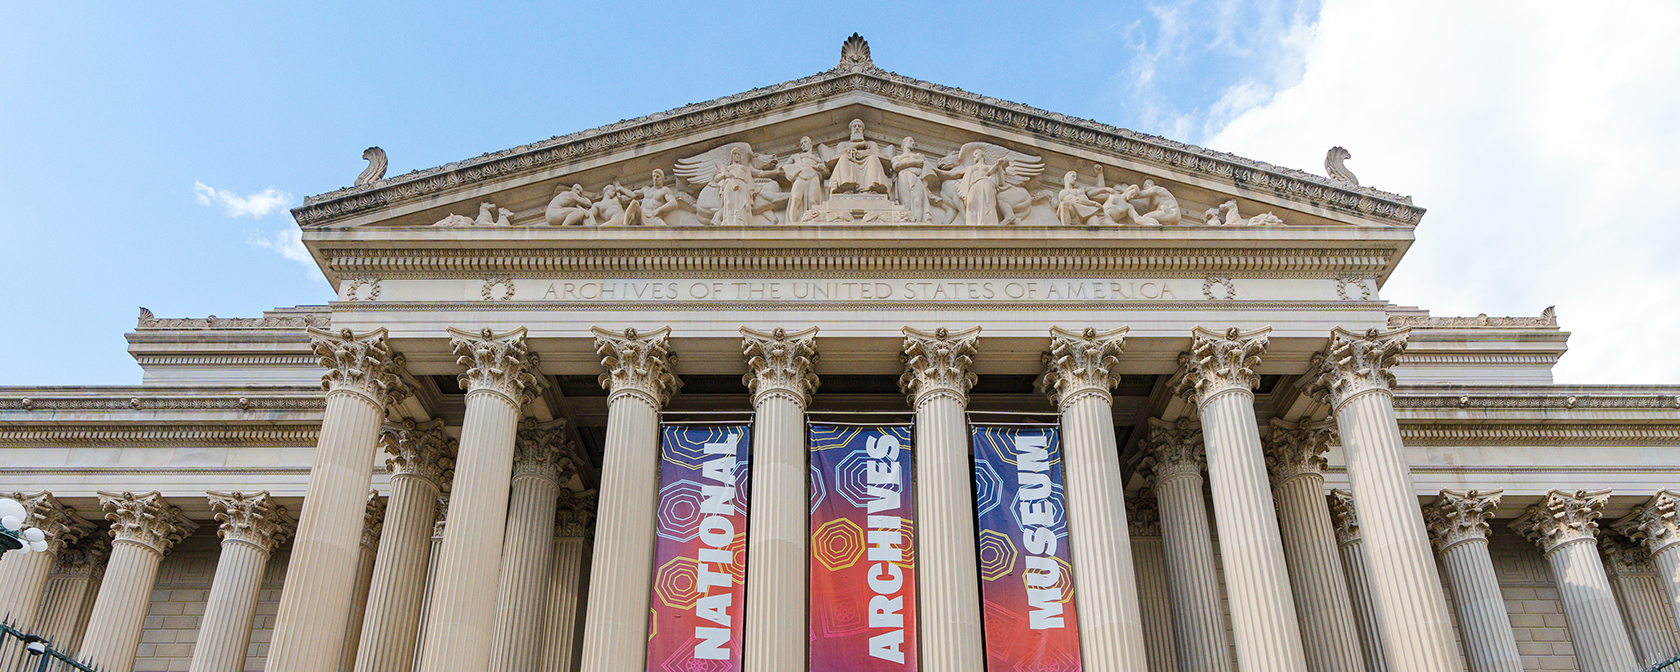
left=295, top=68, right=1420, bottom=227
left=0, top=426, right=320, bottom=447
left=1394, top=393, right=1680, bottom=411
left=1393, top=423, right=1680, bottom=446
left=334, top=299, right=1387, bottom=314
left=137, top=307, right=330, bottom=331
left=0, top=391, right=325, bottom=412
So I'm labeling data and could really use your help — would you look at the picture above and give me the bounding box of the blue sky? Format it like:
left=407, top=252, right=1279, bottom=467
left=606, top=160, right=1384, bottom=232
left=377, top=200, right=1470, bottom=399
left=4, top=1, right=1676, bottom=385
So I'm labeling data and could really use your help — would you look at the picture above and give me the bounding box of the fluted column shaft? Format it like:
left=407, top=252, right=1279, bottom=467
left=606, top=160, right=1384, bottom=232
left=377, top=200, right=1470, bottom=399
left=80, top=492, right=194, bottom=672
left=1617, top=491, right=1680, bottom=636
left=489, top=420, right=572, bottom=672
left=1654, top=547, right=1680, bottom=638
left=1145, top=420, right=1232, bottom=672
left=413, top=497, right=447, bottom=672
left=1426, top=490, right=1522, bottom=672
left=1548, top=538, right=1640, bottom=672
left=541, top=535, right=589, bottom=672
left=339, top=499, right=384, bottom=672
left=1128, top=491, right=1178, bottom=672
left=356, top=422, right=451, bottom=672
left=0, top=493, right=88, bottom=631
left=37, top=543, right=104, bottom=651
left=189, top=492, right=292, bottom=672
left=1336, top=528, right=1389, bottom=672
left=1602, top=540, right=1680, bottom=667
left=1272, top=470, right=1367, bottom=672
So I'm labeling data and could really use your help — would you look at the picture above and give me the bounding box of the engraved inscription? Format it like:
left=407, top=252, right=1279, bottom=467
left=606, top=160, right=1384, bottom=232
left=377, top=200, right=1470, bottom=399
left=532, top=279, right=1180, bottom=302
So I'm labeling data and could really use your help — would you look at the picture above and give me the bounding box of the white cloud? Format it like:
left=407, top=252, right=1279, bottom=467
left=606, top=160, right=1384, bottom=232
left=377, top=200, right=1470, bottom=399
left=248, top=227, right=325, bottom=282
left=193, top=181, right=293, bottom=218
left=1204, top=0, right=1680, bottom=383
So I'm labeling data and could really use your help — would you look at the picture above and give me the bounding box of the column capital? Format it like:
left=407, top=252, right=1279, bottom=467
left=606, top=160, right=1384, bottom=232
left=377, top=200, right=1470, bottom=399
left=1423, top=489, right=1502, bottom=553
left=741, top=326, right=820, bottom=407
left=1613, top=490, right=1680, bottom=555
left=207, top=491, right=294, bottom=553
left=514, top=418, right=578, bottom=486
left=592, top=326, right=682, bottom=408
left=432, top=495, right=450, bottom=539
left=1140, top=417, right=1205, bottom=484
left=1126, top=488, right=1162, bottom=537
left=1261, top=418, right=1334, bottom=484
left=1304, top=327, right=1410, bottom=409
left=450, top=327, right=547, bottom=408
left=1327, top=489, right=1362, bottom=545
left=53, top=534, right=111, bottom=576
left=309, top=327, right=411, bottom=407
left=1598, top=534, right=1655, bottom=574
left=1174, top=326, right=1270, bottom=405
left=97, top=491, right=197, bottom=554
left=1511, top=489, right=1610, bottom=552
left=10, top=492, right=94, bottom=555
left=899, top=326, right=981, bottom=408
left=1036, top=326, right=1128, bottom=409
left=382, top=419, right=457, bottom=491
left=555, top=489, right=598, bottom=539
left=361, top=491, right=387, bottom=549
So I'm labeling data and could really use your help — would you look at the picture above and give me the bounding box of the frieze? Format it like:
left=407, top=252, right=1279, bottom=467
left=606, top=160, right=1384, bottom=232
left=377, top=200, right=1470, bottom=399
left=1393, top=394, right=1680, bottom=410
left=0, top=426, right=321, bottom=447
left=0, top=395, right=326, bottom=412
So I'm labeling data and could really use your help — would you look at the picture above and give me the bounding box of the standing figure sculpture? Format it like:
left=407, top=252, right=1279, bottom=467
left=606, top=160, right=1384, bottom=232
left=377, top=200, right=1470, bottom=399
left=890, top=136, right=946, bottom=223
left=956, top=148, right=1010, bottom=226
left=781, top=137, right=830, bottom=222
left=1054, top=170, right=1101, bottom=225
left=625, top=169, right=680, bottom=226
left=827, top=119, right=890, bottom=194
left=544, top=184, right=594, bottom=226
left=712, top=147, right=782, bottom=226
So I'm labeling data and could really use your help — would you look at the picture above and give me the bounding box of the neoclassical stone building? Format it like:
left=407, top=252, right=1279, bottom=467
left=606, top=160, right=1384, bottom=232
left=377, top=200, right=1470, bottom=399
left=2, top=36, right=1677, bottom=672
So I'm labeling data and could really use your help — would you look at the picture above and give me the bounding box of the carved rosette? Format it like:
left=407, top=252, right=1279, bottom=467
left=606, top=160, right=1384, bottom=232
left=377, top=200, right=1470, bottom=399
left=741, top=327, right=820, bottom=407
left=1036, top=326, right=1128, bottom=409
left=450, top=327, right=547, bottom=408
left=1305, top=327, right=1410, bottom=410
left=555, top=489, right=598, bottom=539
left=1139, top=418, right=1206, bottom=484
left=53, top=534, right=111, bottom=576
left=361, top=491, right=387, bottom=549
left=514, top=418, right=578, bottom=485
left=1262, top=419, right=1335, bottom=484
left=382, top=419, right=456, bottom=490
left=898, top=326, right=981, bottom=408
left=97, top=491, right=197, bottom=555
left=207, top=491, right=294, bottom=553
left=11, top=492, right=93, bottom=555
left=1599, top=535, right=1655, bottom=574
left=1423, top=489, right=1502, bottom=553
left=1127, top=488, right=1163, bottom=537
left=592, top=326, right=682, bottom=409
left=1511, top=489, right=1611, bottom=553
left=308, top=327, right=410, bottom=407
left=1174, top=326, right=1271, bottom=405
left=432, top=495, right=449, bottom=538
left=1327, top=489, right=1361, bottom=545
left=1614, top=490, right=1680, bottom=555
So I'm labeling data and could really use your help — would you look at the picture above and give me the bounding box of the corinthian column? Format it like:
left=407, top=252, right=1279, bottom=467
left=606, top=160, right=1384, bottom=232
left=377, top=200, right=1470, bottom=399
left=189, top=492, right=294, bottom=672
left=1176, top=327, right=1307, bottom=672
left=900, top=325, right=985, bottom=672
left=541, top=489, right=596, bottom=672
left=1037, top=326, right=1147, bottom=671
left=414, top=496, right=448, bottom=670
left=1423, top=490, right=1522, bottom=672
left=1127, top=489, right=1177, bottom=672
left=270, top=328, right=409, bottom=672
left=1617, top=490, right=1680, bottom=633
left=79, top=492, right=197, bottom=672
left=1600, top=535, right=1680, bottom=666
left=418, top=328, right=546, bottom=672
left=1511, top=489, right=1639, bottom=672
left=1262, top=420, right=1366, bottom=672
left=1306, top=327, right=1462, bottom=671
left=36, top=535, right=109, bottom=652
left=579, top=326, right=681, bottom=672
left=488, top=420, right=576, bottom=672
left=0, top=493, right=91, bottom=630
left=1328, top=490, right=1389, bottom=672
left=354, top=421, right=453, bottom=672
left=339, top=493, right=386, bottom=672
left=1141, top=418, right=1232, bottom=672
left=741, top=326, right=819, bottom=672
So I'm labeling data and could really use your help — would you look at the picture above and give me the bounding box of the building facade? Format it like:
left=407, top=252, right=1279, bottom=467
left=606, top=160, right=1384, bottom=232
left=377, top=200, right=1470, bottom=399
left=2, top=36, right=1678, bottom=672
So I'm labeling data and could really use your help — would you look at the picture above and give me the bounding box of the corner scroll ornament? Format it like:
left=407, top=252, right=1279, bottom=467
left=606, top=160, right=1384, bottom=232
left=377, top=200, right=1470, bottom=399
left=1511, top=489, right=1611, bottom=553
left=1036, top=326, right=1128, bottom=409
left=97, top=491, right=197, bottom=555
left=449, top=327, right=547, bottom=409
left=1126, top=488, right=1163, bottom=537
left=898, top=326, right=981, bottom=409
left=309, top=327, right=411, bottom=408
left=1262, top=419, right=1335, bottom=484
left=382, top=419, right=456, bottom=491
left=1327, top=489, right=1362, bottom=546
left=360, top=491, right=387, bottom=549
left=1139, top=418, right=1205, bottom=485
left=207, top=491, right=294, bottom=553
left=10, top=493, right=94, bottom=556
left=592, top=326, right=682, bottom=409
left=1305, top=327, right=1409, bottom=410
left=555, top=489, right=598, bottom=539
left=1614, top=490, right=1680, bottom=555
left=1174, top=326, right=1271, bottom=405
left=355, top=147, right=387, bottom=187
left=741, top=327, right=820, bottom=407
left=514, top=418, right=578, bottom=486
left=1423, top=489, right=1502, bottom=553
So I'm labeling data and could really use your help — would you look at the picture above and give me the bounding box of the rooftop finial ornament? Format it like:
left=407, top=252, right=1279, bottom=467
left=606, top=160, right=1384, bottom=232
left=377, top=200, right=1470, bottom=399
left=838, top=33, right=874, bottom=71
left=356, top=147, right=388, bottom=187
left=1325, top=146, right=1358, bottom=186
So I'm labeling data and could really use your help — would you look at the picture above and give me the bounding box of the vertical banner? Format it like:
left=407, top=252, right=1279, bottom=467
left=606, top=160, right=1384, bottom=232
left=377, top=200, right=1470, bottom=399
left=809, top=424, right=917, bottom=672
left=972, top=425, right=1083, bottom=671
left=647, top=424, right=753, bottom=672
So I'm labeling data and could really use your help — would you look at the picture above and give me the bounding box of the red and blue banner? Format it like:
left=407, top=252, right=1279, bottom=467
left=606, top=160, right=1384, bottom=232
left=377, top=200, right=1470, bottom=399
left=809, top=424, right=917, bottom=672
left=972, top=425, right=1083, bottom=672
left=647, top=424, right=752, bottom=672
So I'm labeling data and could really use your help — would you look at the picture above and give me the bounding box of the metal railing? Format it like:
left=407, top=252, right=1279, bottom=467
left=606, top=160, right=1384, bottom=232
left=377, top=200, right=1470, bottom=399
left=1649, top=653, right=1680, bottom=672
left=0, top=623, right=97, bottom=672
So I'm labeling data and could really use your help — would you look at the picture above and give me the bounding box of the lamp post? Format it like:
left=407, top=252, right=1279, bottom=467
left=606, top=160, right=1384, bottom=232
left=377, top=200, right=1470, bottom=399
left=0, top=497, right=48, bottom=555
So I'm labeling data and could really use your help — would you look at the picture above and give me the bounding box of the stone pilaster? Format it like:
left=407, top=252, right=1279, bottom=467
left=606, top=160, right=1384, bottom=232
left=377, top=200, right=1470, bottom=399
left=1616, top=490, right=1680, bottom=635
left=1142, top=418, right=1233, bottom=672
left=1035, top=326, right=1148, bottom=671
left=418, top=327, right=546, bottom=672
left=0, top=492, right=91, bottom=631
left=1424, top=489, right=1523, bottom=672
left=1328, top=489, right=1389, bottom=672
left=1600, top=534, right=1680, bottom=666
left=355, top=420, right=454, bottom=672
left=79, top=492, right=197, bottom=672
left=270, top=328, right=410, bottom=672
left=541, top=489, right=596, bottom=672
left=579, top=326, right=680, bottom=672
left=488, top=419, right=575, bottom=672
left=339, top=493, right=386, bottom=672
left=1127, top=488, right=1178, bottom=672
left=189, top=491, right=294, bottom=672
left=1176, top=326, right=1308, bottom=672
left=740, top=326, right=819, bottom=672
left=898, top=325, right=985, bottom=672
left=1511, top=489, right=1639, bottom=672
left=1306, top=326, right=1463, bottom=672
left=1262, top=420, right=1366, bottom=672
left=36, top=534, right=109, bottom=651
